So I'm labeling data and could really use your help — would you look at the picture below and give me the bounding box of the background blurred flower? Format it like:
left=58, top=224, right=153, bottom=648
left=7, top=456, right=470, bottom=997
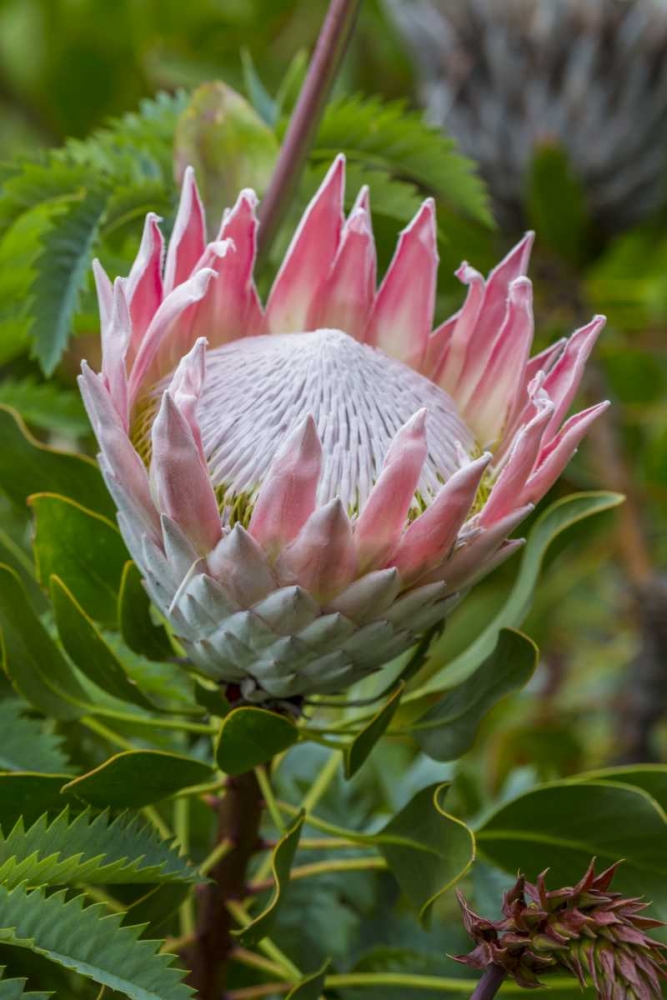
left=387, top=0, right=667, bottom=236
left=79, top=156, right=607, bottom=704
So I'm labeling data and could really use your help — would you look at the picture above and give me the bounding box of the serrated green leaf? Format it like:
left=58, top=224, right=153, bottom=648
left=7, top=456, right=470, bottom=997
left=216, top=707, right=299, bottom=776
left=51, top=575, right=156, bottom=711
left=0, top=700, right=70, bottom=774
left=414, top=630, right=538, bottom=761
left=63, top=750, right=214, bottom=809
left=29, top=185, right=108, bottom=374
left=0, top=406, right=112, bottom=517
left=118, top=562, right=173, bottom=662
left=0, top=378, right=88, bottom=436
left=377, top=783, right=474, bottom=925
left=414, top=492, right=624, bottom=696
left=0, top=775, right=71, bottom=832
left=236, top=813, right=304, bottom=946
left=0, top=884, right=193, bottom=999
left=0, top=965, right=51, bottom=999
left=345, top=684, right=404, bottom=779
left=0, top=564, right=87, bottom=720
left=312, top=95, right=493, bottom=227
left=31, top=493, right=128, bottom=626
left=0, top=808, right=196, bottom=888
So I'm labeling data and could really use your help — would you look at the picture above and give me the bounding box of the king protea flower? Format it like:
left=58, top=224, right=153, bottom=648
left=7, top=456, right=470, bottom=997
left=78, top=155, right=608, bottom=703
left=456, top=861, right=667, bottom=998
left=388, top=0, right=667, bottom=235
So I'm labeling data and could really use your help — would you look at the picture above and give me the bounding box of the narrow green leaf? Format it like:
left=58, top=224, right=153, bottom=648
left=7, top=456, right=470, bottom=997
left=0, top=808, right=196, bottom=887
left=414, top=630, right=538, bottom=761
left=29, top=186, right=109, bottom=374
left=415, top=492, right=624, bottom=696
left=0, top=774, right=71, bottom=832
left=0, top=884, right=193, bottom=1000
left=51, top=575, right=156, bottom=711
left=0, top=406, right=112, bottom=517
left=63, top=750, right=214, bottom=809
left=345, top=683, right=404, bottom=779
left=236, top=813, right=304, bottom=946
left=0, top=378, right=88, bottom=436
left=0, top=699, right=70, bottom=774
left=0, top=564, right=87, bottom=720
left=31, top=493, right=128, bottom=626
left=0, top=527, right=46, bottom=612
left=216, top=707, right=299, bottom=777
left=286, top=959, right=331, bottom=1000
left=118, top=562, right=172, bottom=662
left=377, top=783, right=474, bottom=925
left=477, top=780, right=667, bottom=920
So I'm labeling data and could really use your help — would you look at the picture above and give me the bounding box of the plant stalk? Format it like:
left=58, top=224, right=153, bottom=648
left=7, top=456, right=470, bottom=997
left=184, top=772, right=263, bottom=999
left=257, top=0, right=362, bottom=261
left=470, top=965, right=506, bottom=1000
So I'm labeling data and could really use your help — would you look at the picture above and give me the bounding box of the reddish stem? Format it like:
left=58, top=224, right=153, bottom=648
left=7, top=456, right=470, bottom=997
left=257, top=0, right=362, bottom=260
left=470, top=965, right=506, bottom=1000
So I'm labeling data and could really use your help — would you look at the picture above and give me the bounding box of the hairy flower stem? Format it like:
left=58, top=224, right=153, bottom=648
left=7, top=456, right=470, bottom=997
left=257, top=0, right=361, bottom=261
left=184, top=771, right=264, bottom=999
left=469, top=965, right=506, bottom=1000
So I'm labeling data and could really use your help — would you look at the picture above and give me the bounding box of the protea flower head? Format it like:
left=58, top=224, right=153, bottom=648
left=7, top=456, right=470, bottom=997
left=388, top=0, right=667, bottom=234
left=455, top=860, right=667, bottom=998
left=78, top=155, right=608, bottom=704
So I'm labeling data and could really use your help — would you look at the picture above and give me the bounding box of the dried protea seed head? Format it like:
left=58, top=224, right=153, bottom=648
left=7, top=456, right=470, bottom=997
left=456, top=861, right=667, bottom=998
left=79, top=156, right=608, bottom=703
left=388, top=0, right=667, bottom=235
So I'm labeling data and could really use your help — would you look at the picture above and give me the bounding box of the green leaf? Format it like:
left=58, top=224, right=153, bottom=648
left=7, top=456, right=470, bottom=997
left=236, top=813, right=304, bottom=946
left=216, top=707, right=299, bottom=777
left=526, top=143, right=590, bottom=265
left=31, top=493, right=128, bottom=626
left=0, top=775, right=71, bottom=832
left=0, top=884, right=193, bottom=1000
left=0, top=966, right=51, bottom=999
left=345, top=684, right=404, bottom=779
left=313, top=95, right=493, bottom=227
left=569, top=765, right=667, bottom=813
left=0, top=406, right=112, bottom=517
left=0, top=528, right=45, bottom=612
left=286, top=959, right=331, bottom=1000
left=0, top=700, right=70, bottom=774
left=414, top=630, right=538, bottom=761
left=377, top=783, right=474, bottom=925
left=0, top=564, right=87, bottom=720
left=0, top=378, right=88, bottom=436
left=0, top=808, right=196, bottom=887
left=63, top=750, right=214, bottom=809
left=476, top=780, right=667, bottom=919
left=415, top=492, right=624, bottom=696
left=51, top=575, right=156, bottom=711
left=118, top=562, right=173, bottom=662
left=194, top=680, right=230, bottom=719
left=29, top=185, right=109, bottom=374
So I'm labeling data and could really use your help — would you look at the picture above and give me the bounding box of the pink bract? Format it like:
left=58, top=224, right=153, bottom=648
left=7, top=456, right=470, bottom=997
left=79, top=155, right=608, bottom=702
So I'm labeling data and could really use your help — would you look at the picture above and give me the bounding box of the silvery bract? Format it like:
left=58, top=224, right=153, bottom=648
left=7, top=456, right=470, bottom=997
left=79, top=156, right=607, bottom=703
left=388, top=0, right=667, bottom=233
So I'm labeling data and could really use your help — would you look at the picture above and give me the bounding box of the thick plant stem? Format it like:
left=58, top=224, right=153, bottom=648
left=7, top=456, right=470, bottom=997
left=470, top=965, right=506, bottom=1000
left=185, top=771, right=263, bottom=999
left=257, top=0, right=361, bottom=261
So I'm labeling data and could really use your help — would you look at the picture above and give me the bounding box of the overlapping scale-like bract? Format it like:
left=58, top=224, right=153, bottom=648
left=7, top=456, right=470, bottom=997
left=79, top=155, right=608, bottom=702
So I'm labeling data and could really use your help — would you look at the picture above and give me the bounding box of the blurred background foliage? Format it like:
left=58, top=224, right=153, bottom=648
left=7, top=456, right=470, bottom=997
left=0, top=0, right=665, bottom=991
